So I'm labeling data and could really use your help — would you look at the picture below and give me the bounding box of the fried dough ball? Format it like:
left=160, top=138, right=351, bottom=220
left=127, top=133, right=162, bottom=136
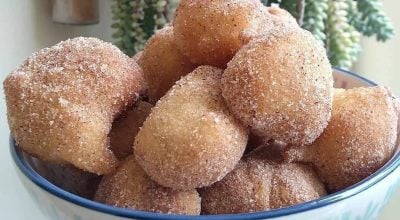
left=134, top=66, right=248, bottom=190
left=173, top=0, right=269, bottom=67
left=266, top=6, right=298, bottom=29
left=221, top=29, right=333, bottom=146
left=109, top=101, right=153, bottom=160
left=4, top=37, right=144, bottom=174
left=269, top=163, right=327, bottom=209
left=94, top=156, right=201, bottom=214
left=141, top=26, right=197, bottom=103
left=247, top=143, right=326, bottom=209
left=285, top=86, right=399, bottom=192
left=200, top=160, right=273, bottom=214
left=200, top=144, right=326, bottom=214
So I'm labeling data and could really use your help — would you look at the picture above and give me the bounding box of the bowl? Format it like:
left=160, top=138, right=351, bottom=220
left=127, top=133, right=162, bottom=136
left=10, top=69, right=400, bottom=220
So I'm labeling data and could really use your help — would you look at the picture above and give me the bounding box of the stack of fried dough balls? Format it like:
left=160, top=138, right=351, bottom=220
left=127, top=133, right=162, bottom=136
left=200, top=142, right=327, bottom=214
left=4, top=0, right=400, bottom=216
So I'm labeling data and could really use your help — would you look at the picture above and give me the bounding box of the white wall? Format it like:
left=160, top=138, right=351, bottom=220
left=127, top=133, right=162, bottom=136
left=354, top=0, right=400, bottom=96
left=354, top=2, right=400, bottom=214
left=0, top=0, right=113, bottom=143
left=0, top=0, right=113, bottom=77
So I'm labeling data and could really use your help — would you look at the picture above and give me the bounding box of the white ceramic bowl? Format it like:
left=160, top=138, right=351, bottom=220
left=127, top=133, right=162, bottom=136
left=10, top=69, right=400, bottom=220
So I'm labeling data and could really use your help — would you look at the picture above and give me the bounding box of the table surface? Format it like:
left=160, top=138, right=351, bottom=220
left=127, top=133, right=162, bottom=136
left=0, top=105, right=399, bottom=219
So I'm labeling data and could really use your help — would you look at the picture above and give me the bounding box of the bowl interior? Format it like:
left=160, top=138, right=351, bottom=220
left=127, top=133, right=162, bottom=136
left=10, top=69, right=400, bottom=220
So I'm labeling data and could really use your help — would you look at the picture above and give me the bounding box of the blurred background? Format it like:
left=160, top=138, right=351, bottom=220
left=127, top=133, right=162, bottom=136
left=0, top=0, right=398, bottom=219
left=0, top=0, right=398, bottom=94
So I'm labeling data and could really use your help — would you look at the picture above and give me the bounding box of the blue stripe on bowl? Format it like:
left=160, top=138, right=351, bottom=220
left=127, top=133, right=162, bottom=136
left=334, top=68, right=378, bottom=87
left=9, top=70, right=400, bottom=220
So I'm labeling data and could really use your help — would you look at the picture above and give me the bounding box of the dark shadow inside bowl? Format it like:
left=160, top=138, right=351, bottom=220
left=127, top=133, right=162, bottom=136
left=21, top=153, right=102, bottom=199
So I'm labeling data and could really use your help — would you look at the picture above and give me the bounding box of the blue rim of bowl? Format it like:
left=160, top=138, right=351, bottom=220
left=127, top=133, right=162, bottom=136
left=9, top=69, right=400, bottom=220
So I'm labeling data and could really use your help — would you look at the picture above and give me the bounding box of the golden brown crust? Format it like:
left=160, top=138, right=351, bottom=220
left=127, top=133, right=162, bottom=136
left=134, top=66, right=248, bottom=190
left=94, top=156, right=201, bottom=214
left=200, top=150, right=326, bottom=214
left=221, top=29, right=333, bottom=146
left=173, top=0, right=270, bottom=67
left=200, top=160, right=274, bottom=214
left=141, top=26, right=197, bottom=103
left=269, top=163, right=327, bottom=209
left=109, top=101, right=153, bottom=160
left=4, top=37, right=144, bottom=174
left=248, top=140, right=326, bottom=207
left=285, top=86, right=399, bottom=192
left=265, top=6, right=298, bottom=28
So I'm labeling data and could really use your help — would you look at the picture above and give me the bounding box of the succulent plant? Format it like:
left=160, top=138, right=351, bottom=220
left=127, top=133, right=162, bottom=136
left=111, top=0, right=179, bottom=56
left=112, top=0, right=394, bottom=69
left=263, top=0, right=394, bottom=69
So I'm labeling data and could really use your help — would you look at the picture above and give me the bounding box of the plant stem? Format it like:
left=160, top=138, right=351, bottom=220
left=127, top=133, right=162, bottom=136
left=296, top=0, right=305, bottom=26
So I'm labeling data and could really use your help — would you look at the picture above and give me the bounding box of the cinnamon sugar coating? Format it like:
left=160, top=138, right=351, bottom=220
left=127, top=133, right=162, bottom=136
left=134, top=66, right=248, bottom=190
left=94, top=156, right=201, bottom=214
left=200, top=143, right=326, bottom=214
left=285, top=86, right=399, bottom=192
left=4, top=37, right=144, bottom=174
left=266, top=6, right=298, bottom=29
left=173, top=0, right=298, bottom=67
left=140, top=26, right=197, bottom=104
left=222, top=29, right=333, bottom=146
